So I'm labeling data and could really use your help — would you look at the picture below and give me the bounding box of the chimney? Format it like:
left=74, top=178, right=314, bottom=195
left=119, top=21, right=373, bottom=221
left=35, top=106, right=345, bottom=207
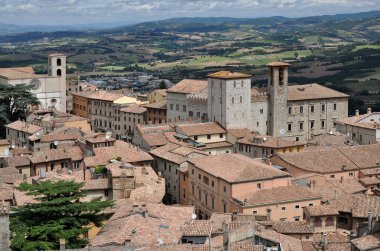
left=222, top=222, right=229, bottom=247
left=231, top=211, right=238, bottom=221
left=322, top=233, right=328, bottom=251
left=368, top=108, right=372, bottom=114
left=124, top=236, right=132, bottom=251
left=143, top=209, right=149, bottom=218
left=355, top=109, right=359, bottom=116
left=368, top=211, right=373, bottom=234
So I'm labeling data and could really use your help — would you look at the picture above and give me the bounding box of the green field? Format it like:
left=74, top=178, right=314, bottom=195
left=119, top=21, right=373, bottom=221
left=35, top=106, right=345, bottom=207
left=100, top=65, right=125, bottom=71
left=352, top=44, right=380, bottom=52
left=344, top=80, right=380, bottom=92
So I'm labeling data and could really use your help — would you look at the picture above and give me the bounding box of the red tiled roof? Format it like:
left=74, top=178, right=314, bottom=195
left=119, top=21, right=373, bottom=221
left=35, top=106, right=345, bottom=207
left=287, top=84, right=349, bottom=101
left=168, top=79, right=207, bottom=94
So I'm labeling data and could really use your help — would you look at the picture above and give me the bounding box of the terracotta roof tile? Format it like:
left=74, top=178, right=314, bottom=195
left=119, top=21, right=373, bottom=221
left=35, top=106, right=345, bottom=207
left=29, top=146, right=83, bottom=164
left=240, top=185, right=321, bottom=206
left=150, top=142, right=207, bottom=165
left=207, top=71, right=251, bottom=79
left=227, top=128, right=251, bottom=139
left=0, top=139, right=9, bottom=145
left=351, top=234, right=380, bottom=251
left=6, top=120, right=42, bottom=134
left=330, top=194, right=380, bottom=218
left=0, top=167, right=23, bottom=184
left=189, top=154, right=290, bottom=184
left=182, top=220, right=213, bottom=236
left=359, top=176, right=380, bottom=186
left=199, top=141, right=233, bottom=150
left=120, top=105, right=147, bottom=114
left=305, top=205, right=339, bottom=216
left=4, top=156, right=30, bottom=167
left=238, top=134, right=304, bottom=148
left=263, top=221, right=314, bottom=234
left=168, top=79, right=208, bottom=94
left=176, top=122, right=226, bottom=136
left=287, top=84, right=349, bottom=101
left=0, top=67, right=37, bottom=79
left=338, top=144, right=380, bottom=169
left=144, top=100, right=167, bottom=109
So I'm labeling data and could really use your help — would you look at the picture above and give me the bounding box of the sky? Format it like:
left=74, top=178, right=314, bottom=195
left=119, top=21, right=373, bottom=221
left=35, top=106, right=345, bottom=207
left=0, top=0, right=379, bottom=26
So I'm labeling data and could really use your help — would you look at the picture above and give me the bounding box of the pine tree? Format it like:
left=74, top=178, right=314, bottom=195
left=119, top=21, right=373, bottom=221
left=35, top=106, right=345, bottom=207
left=10, top=180, right=113, bottom=251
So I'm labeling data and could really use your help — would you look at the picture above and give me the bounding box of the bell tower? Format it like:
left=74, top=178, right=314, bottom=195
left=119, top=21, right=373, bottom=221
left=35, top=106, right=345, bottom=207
left=267, top=61, right=290, bottom=137
left=48, top=53, right=66, bottom=78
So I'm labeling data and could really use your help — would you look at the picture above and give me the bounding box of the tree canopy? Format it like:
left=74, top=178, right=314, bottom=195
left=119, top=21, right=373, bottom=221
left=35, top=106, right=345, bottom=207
left=0, top=83, right=40, bottom=122
left=10, top=180, right=113, bottom=251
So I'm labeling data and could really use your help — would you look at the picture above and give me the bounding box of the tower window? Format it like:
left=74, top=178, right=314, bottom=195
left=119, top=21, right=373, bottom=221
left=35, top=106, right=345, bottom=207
left=240, top=96, right=242, bottom=103
left=279, top=67, right=284, bottom=86
left=57, top=69, right=62, bottom=76
left=57, top=58, right=62, bottom=66
left=231, top=97, right=234, bottom=104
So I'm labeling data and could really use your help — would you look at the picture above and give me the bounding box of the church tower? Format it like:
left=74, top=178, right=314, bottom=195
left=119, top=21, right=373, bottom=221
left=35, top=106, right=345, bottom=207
left=48, top=53, right=66, bottom=78
left=207, top=71, right=252, bottom=129
left=267, top=62, right=290, bottom=137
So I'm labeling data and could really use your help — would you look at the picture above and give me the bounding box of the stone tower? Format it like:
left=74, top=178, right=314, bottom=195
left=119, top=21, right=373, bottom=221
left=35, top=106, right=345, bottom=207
left=0, top=200, right=10, bottom=251
left=267, top=62, right=290, bottom=137
left=48, top=53, right=66, bottom=78
left=207, top=71, right=252, bottom=129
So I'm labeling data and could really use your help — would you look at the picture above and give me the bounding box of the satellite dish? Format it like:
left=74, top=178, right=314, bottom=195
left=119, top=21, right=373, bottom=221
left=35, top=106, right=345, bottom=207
left=11, top=144, right=15, bottom=149
left=157, top=238, right=163, bottom=245
left=54, top=140, right=59, bottom=146
left=191, top=213, right=197, bottom=220
left=105, top=135, right=110, bottom=140
left=279, top=129, right=285, bottom=135
left=263, top=137, right=267, bottom=141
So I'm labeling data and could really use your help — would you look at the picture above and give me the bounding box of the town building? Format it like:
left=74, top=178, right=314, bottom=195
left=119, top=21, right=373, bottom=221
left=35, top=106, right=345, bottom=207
left=0, top=54, right=67, bottom=111
left=0, top=139, right=10, bottom=158
left=133, top=124, right=177, bottom=151
left=236, top=133, right=304, bottom=158
left=1, top=156, right=31, bottom=176
left=119, top=105, right=147, bottom=136
left=166, top=63, right=349, bottom=142
left=187, top=153, right=291, bottom=219
left=149, top=142, right=208, bottom=204
left=144, top=101, right=167, bottom=124
left=336, top=110, right=380, bottom=145
left=147, top=89, right=167, bottom=103
left=271, top=143, right=380, bottom=181
left=5, top=120, right=43, bottom=148
left=234, top=185, right=322, bottom=222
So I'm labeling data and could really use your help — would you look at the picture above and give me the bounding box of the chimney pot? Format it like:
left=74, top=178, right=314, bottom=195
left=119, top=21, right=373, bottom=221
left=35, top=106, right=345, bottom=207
left=368, top=108, right=372, bottom=114
left=355, top=109, right=359, bottom=116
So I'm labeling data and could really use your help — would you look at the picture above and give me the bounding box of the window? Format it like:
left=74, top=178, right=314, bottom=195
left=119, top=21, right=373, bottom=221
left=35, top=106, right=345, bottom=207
left=170, top=104, right=173, bottom=110
left=57, top=58, right=62, bottom=66
left=234, top=81, right=236, bottom=88
left=198, top=174, right=201, bottom=180
left=333, top=103, right=337, bottom=111
left=219, top=133, right=223, bottom=138
left=205, top=193, right=208, bottom=205
left=281, top=207, right=286, bottom=210
left=211, top=181, right=214, bottom=187
left=309, top=203, right=313, bottom=206
left=57, top=69, right=62, bottom=76
left=198, top=190, right=201, bottom=201
left=349, top=172, right=353, bottom=176
left=169, top=165, right=171, bottom=172
left=183, top=105, right=186, bottom=112
left=192, top=184, right=194, bottom=195
left=294, top=217, right=300, bottom=221
left=326, top=217, right=334, bottom=227
left=310, top=121, right=315, bottom=129
left=288, top=107, right=292, bottom=114
left=203, top=176, right=209, bottom=185
left=321, top=120, right=325, bottom=129
left=257, top=183, right=261, bottom=189
left=310, top=105, right=315, bottom=113
left=183, top=188, right=186, bottom=198
left=314, top=217, right=322, bottom=227
left=299, top=122, right=304, bottom=130
left=194, top=136, right=198, bottom=141
left=330, top=174, right=335, bottom=178
left=295, top=205, right=300, bottom=209
left=288, top=123, right=292, bottom=131
left=321, top=104, right=325, bottom=112
left=207, top=135, right=211, bottom=140
left=223, top=203, right=227, bottom=213
left=300, top=106, right=304, bottom=114
left=240, top=96, right=242, bottom=103
left=231, top=97, right=234, bottom=104
left=260, top=109, right=264, bottom=114
left=253, top=210, right=258, bottom=214
left=296, top=137, right=300, bottom=142
left=223, top=186, right=226, bottom=192
left=189, top=111, right=194, bottom=117
left=212, top=197, right=215, bottom=209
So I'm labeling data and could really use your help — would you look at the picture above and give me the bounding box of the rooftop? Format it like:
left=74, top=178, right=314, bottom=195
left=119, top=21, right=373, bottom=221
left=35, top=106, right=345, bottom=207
left=144, top=100, right=167, bottom=109
left=176, top=122, right=226, bottom=136
left=84, top=140, right=153, bottom=167
left=261, top=221, right=313, bottom=234
left=29, top=146, right=83, bottom=164
left=189, top=154, right=290, bottom=184
left=207, top=71, right=251, bottom=79
left=227, top=128, right=251, bottom=139
left=266, top=61, right=291, bottom=67
left=120, top=105, right=147, bottom=114
left=330, top=194, right=380, bottom=218
left=351, top=234, right=380, bottom=251
left=287, top=84, right=349, bottom=101
left=167, top=79, right=207, bottom=94
left=240, top=185, right=321, bottom=206
left=91, top=203, right=194, bottom=248
left=150, top=142, right=207, bottom=165
left=134, top=124, right=176, bottom=148
left=6, top=120, right=42, bottom=134
left=238, top=134, right=304, bottom=149
left=0, top=66, right=38, bottom=79
left=336, top=112, right=380, bottom=130
left=305, top=205, right=339, bottom=217
left=4, top=155, right=30, bottom=167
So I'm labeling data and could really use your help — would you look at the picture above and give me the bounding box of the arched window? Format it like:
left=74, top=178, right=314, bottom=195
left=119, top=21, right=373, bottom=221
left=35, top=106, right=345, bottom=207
left=57, top=69, right=62, bottom=76
left=314, top=217, right=322, bottom=227
left=57, top=58, right=62, bottom=66
left=326, top=216, right=334, bottom=227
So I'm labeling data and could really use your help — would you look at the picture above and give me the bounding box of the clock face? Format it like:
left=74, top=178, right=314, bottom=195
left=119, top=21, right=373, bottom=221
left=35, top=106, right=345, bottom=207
left=30, top=78, right=41, bottom=90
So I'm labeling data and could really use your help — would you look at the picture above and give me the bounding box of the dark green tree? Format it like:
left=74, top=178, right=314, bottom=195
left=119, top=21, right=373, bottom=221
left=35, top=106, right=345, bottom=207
left=0, top=83, right=40, bottom=122
left=0, top=104, right=9, bottom=126
left=10, top=180, right=114, bottom=251
left=159, top=80, right=167, bottom=89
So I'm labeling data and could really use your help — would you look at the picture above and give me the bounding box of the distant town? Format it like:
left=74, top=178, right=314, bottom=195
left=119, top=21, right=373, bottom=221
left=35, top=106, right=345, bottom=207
left=0, top=49, right=379, bottom=251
